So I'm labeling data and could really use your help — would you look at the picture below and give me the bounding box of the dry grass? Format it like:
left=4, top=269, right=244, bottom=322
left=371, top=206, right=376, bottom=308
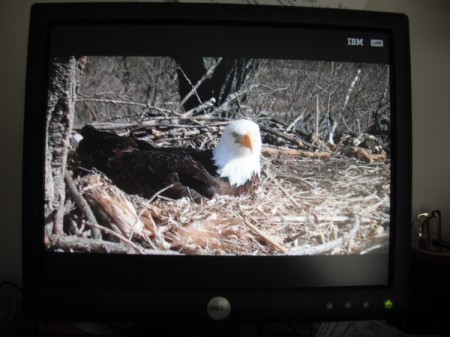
left=72, top=148, right=390, bottom=256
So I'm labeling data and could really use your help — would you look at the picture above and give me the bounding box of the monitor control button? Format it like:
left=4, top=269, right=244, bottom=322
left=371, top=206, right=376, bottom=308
left=325, top=301, right=334, bottom=311
left=362, top=300, right=370, bottom=309
left=344, top=300, right=352, bottom=310
left=383, top=298, right=394, bottom=310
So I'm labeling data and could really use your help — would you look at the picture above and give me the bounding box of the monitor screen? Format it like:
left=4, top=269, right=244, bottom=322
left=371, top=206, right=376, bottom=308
left=23, top=3, right=411, bottom=324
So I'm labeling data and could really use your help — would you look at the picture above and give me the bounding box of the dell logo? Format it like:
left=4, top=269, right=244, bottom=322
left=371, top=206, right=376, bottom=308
left=347, top=38, right=364, bottom=46
left=207, top=296, right=231, bottom=320
left=209, top=305, right=230, bottom=312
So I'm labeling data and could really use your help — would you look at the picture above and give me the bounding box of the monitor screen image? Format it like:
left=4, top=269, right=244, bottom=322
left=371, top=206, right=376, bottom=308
left=45, top=56, right=391, bottom=258
left=22, top=3, right=411, bottom=324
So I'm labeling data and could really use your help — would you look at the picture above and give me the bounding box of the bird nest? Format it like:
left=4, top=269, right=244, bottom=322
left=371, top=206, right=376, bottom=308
left=54, top=147, right=390, bottom=256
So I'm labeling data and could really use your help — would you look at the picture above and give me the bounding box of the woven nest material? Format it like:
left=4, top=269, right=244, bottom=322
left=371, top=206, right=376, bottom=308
left=69, top=149, right=390, bottom=256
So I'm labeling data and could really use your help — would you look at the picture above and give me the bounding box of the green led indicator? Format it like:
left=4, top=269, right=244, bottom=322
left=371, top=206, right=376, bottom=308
left=383, top=299, right=394, bottom=310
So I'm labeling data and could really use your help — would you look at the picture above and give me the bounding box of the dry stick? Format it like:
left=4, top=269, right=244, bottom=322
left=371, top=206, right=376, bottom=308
left=358, top=235, right=389, bottom=255
left=89, top=223, right=145, bottom=254
left=138, top=204, right=171, bottom=251
left=85, top=120, right=158, bottom=131
left=237, top=205, right=287, bottom=253
left=85, top=118, right=229, bottom=133
left=214, top=83, right=257, bottom=114
left=276, top=174, right=316, bottom=189
left=262, top=147, right=330, bottom=159
left=76, top=98, right=189, bottom=123
left=288, top=215, right=361, bottom=255
left=314, top=94, right=320, bottom=143
left=147, top=183, right=176, bottom=204
left=329, top=68, right=362, bottom=144
left=141, top=230, right=159, bottom=250
left=176, top=57, right=223, bottom=114
left=45, top=234, right=134, bottom=254
left=286, top=109, right=306, bottom=132
left=64, top=171, right=101, bottom=240
left=76, top=98, right=173, bottom=115
left=270, top=215, right=371, bottom=224
left=45, top=234, right=180, bottom=255
left=175, top=67, right=203, bottom=111
left=182, top=97, right=217, bottom=118
left=263, top=168, right=302, bottom=209
left=259, top=125, right=306, bottom=149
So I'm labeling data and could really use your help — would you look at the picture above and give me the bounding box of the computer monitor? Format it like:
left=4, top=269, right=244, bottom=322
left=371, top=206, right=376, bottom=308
left=22, top=2, right=411, bottom=326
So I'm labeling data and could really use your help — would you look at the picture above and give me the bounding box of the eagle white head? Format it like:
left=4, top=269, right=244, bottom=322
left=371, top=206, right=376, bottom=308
left=213, top=119, right=262, bottom=187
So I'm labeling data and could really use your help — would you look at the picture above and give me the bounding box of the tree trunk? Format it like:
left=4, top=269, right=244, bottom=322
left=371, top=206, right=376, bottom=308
left=328, top=67, right=361, bottom=144
left=45, top=56, right=78, bottom=234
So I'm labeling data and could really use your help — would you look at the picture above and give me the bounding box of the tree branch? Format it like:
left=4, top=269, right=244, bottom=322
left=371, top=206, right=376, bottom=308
left=176, top=58, right=222, bottom=113
left=64, top=171, right=102, bottom=239
left=237, top=205, right=287, bottom=253
left=288, top=215, right=360, bottom=255
left=45, top=234, right=180, bottom=255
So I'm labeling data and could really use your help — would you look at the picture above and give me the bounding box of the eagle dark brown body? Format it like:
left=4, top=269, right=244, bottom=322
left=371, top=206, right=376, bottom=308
left=76, top=125, right=256, bottom=200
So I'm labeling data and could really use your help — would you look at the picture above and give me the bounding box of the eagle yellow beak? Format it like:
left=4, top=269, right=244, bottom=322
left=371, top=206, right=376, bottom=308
left=238, top=132, right=254, bottom=152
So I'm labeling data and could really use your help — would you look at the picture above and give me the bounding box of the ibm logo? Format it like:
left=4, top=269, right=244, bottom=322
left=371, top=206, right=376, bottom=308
left=347, top=38, right=364, bottom=46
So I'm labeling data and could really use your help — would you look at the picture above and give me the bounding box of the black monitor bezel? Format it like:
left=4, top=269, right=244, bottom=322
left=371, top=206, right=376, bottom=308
left=22, top=3, right=411, bottom=322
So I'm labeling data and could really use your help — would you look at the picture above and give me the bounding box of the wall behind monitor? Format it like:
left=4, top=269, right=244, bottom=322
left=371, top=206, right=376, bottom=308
left=0, top=0, right=449, bottom=286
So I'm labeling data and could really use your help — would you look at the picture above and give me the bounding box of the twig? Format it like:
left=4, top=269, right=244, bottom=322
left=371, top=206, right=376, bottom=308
left=148, top=184, right=176, bottom=204
left=182, top=97, right=216, bottom=117
left=76, top=98, right=172, bottom=115
left=288, top=215, right=361, bottom=255
left=83, top=119, right=230, bottom=133
left=214, top=83, right=258, bottom=113
left=176, top=57, right=222, bottom=113
left=64, top=171, right=101, bottom=239
left=45, top=234, right=180, bottom=255
left=262, top=147, right=331, bottom=159
left=260, top=125, right=306, bottom=149
left=360, top=243, right=385, bottom=255
left=89, top=223, right=145, bottom=254
left=271, top=215, right=371, bottom=224
left=286, top=110, right=305, bottom=132
left=237, top=205, right=287, bottom=253
left=266, top=170, right=302, bottom=209
left=175, top=66, right=203, bottom=109
left=138, top=204, right=172, bottom=250
left=276, top=174, right=316, bottom=189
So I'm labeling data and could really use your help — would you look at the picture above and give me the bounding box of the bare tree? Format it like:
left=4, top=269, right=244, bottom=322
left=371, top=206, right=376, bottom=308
left=174, top=56, right=261, bottom=113
left=71, top=57, right=389, bottom=147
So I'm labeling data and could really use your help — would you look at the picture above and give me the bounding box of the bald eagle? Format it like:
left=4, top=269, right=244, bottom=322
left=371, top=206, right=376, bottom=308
left=76, top=119, right=262, bottom=200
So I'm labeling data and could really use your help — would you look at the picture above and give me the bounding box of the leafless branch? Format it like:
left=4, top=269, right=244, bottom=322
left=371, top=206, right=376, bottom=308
left=289, top=215, right=361, bottom=255
left=176, top=58, right=223, bottom=113
left=237, top=205, right=287, bottom=253
left=65, top=170, right=102, bottom=239
left=45, top=234, right=180, bottom=255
